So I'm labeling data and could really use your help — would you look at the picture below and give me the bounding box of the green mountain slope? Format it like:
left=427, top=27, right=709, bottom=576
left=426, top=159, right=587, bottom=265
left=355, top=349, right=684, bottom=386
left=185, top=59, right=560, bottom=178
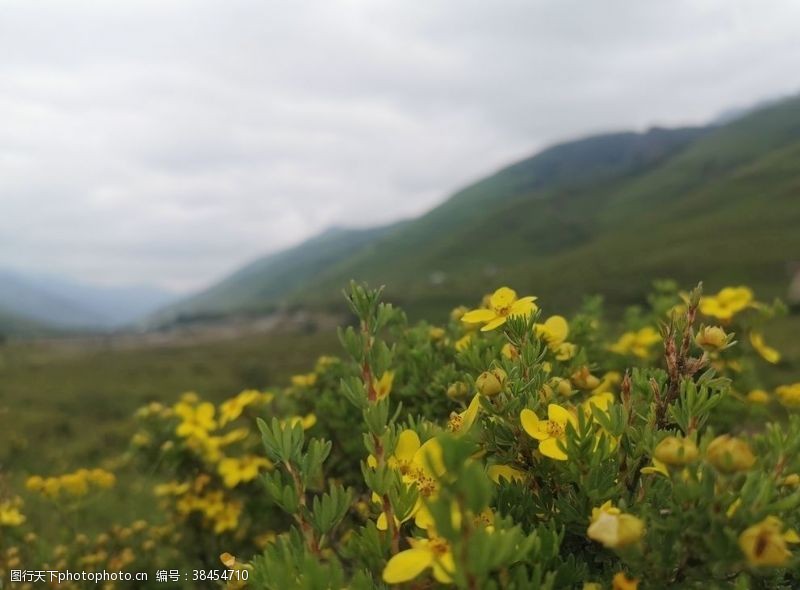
left=152, top=224, right=401, bottom=323
left=162, top=96, right=800, bottom=321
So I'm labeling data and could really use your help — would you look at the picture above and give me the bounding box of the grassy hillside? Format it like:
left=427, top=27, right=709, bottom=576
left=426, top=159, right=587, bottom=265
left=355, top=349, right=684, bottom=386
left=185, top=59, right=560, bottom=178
left=160, top=97, right=800, bottom=322
left=0, top=330, right=338, bottom=473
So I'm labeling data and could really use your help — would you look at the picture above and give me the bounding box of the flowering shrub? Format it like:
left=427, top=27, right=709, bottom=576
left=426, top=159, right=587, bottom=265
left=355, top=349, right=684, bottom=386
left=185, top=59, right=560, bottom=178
left=2, top=281, right=799, bottom=589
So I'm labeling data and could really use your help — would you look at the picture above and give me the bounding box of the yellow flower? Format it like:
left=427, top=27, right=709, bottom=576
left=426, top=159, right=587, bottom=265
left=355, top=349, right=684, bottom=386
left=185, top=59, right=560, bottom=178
left=775, top=383, right=800, bottom=409
left=739, top=516, right=799, bottom=567
left=520, top=404, right=577, bottom=461
left=487, top=464, right=526, bottom=484
left=175, top=402, right=217, bottom=438
left=475, top=367, right=507, bottom=397
left=373, top=371, right=395, bottom=400
left=218, top=455, right=272, bottom=488
left=587, top=501, right=645, bottom=549
left=219, top=390, right=272, bottom=426
left=281, top=413, right=317, bottom=430
left=454, top=333, right=473, bottom=352
left=60, top=471, right=90, bottom=496
left=382, top=535, right=454, bottom=584
left=695, top=325, right=729, bottom=351
left=315, top=355, right=339, bottom=370
left=781, top=473, right=800, bottom=487
left=212, top=501, right=243, bottom=534
left=0, top=499, right=25, bottom=527
left=535, top=315, right=569, bottom=349
left=291, top=372, right=317, bottom=387
left=750, top=331, right=780, bottom=364
left=462, top=287, right=537, bottom=331
left=653, top=436, right=699, bottom=466
left=371, top=431, right=446, bottom=531
left=609, top=327, right=661, bottom=358
left=746, top=389, right=770, bottom=404
left=132, top=432, right=151, bottom=447
left=88, top=469, right=116, bottom=489
left=155, top=481, right=191, bottom=497
left=706, top=435, right=756, bottom=473
left=699, top=286, right=753, bottom=320
left=612, top=572, right=639, bottom=590
left=447, top=394, right=481, bottom=436
left=25, top=475, right=45, bottom=492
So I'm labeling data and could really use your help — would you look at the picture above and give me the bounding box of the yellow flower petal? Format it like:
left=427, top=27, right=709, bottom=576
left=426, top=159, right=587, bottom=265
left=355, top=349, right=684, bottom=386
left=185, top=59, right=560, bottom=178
left=481, top=316, right=508, bottom=331
left=520, top=409, right=547, bottom=441
left=539, top=437, right=568, bottom=461
left=489, top=287, right=518, bottom=311
left=395, top=430, right=421, bottom=463
left=461, top=309, right=496, bottom=324
left=431, top=551, right=455, bottom=584
left=547, top=403, right=575, bottom=427
left=750, top=332, right=781, bottom=364
left=382, top=548, right=434, bottom=584
left=509, top=296, right=537, bottom=317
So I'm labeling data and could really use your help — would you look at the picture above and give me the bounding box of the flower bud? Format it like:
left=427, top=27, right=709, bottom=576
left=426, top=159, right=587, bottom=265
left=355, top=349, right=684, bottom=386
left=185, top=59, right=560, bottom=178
left=707, top=435, right=756, bottom=473
left=738, top=516, right=796, bottom=567
left=746, top=389, right=769, bottom=404
left=446, top=381, right=470, bottom=400
left=476, top=368, right=507, bottom=397
left=450, top=306, right=468, bottom=321
left=587, top=502, right=645, bottom=549
left=428, top=327, right=445, bottom=341
left=501, top=343, right=519, bottom=360
left=571, top=366, right=600, bottom=390
left=654, top=436, right=699, bottom=466
left=553, top=377, right=573, bottom=397
left=695, top=325, right=728, bottom=351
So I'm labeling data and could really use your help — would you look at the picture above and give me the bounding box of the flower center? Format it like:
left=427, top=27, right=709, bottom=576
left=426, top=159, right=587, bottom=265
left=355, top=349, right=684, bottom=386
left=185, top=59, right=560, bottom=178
left=429, top=538, right=449, bottom=556
left=447, top=413, right=463, bottom=432
left=544, top=421, right=564, bottom=438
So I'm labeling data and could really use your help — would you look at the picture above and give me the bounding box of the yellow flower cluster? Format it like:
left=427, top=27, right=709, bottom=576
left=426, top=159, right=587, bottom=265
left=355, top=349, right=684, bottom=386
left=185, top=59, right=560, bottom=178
left=25, top=468, right=115, bottom=498
left=776, top=382, right=800, bottom=409
left=158, top=476, right=243, bottom=534
left=609, top=327, right=661, bottom=358
left=219, top=389, right=273, bottom=426
left=698, top=286, right=753, bottom=321
left=0, top=497, right=25, bottom=527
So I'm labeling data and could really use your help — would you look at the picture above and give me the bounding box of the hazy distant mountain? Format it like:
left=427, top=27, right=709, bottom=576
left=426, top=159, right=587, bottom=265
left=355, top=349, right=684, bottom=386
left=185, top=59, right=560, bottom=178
left=158, top=95, right=800, bottom=321
left=0, top=269, right=175, bottom=331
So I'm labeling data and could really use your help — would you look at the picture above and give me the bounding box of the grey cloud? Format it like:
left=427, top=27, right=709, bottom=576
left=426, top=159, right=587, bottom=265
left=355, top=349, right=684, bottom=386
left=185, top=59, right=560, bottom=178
left=0, top=0, right=798, bottom=292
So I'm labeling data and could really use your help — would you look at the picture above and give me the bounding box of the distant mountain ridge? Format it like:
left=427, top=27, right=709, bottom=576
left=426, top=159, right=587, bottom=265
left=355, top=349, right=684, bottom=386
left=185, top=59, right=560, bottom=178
left=157, top=95, right=800, bottom=322
left=0, top=270, right=174, bottom=333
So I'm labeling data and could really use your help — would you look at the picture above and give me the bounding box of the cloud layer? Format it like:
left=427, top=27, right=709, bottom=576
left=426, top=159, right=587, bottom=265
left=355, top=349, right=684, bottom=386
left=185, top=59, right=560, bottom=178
left=1, top=0, right=798, bottom=291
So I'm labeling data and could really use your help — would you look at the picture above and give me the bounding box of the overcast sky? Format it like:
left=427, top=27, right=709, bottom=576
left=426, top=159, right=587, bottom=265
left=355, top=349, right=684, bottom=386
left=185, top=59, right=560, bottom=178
left=1, top=0, right=798, bottom=293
